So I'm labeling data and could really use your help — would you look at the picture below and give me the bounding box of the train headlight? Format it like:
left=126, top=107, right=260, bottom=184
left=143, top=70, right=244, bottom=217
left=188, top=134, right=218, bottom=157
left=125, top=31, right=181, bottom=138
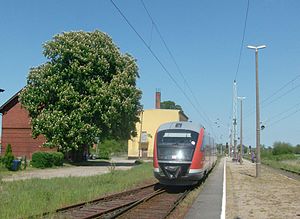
left=177, top=150, right=184, bottom=160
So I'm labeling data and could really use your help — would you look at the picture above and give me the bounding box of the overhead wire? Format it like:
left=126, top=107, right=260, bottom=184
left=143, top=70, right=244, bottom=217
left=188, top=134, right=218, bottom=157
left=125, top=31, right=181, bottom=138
left=110, top=0, right=214, bottom=134
left=245, top=74, right=300, bottom=118
left=228, top=0, right=250, bottom=145
left=234, top=0, right=250, bottom=81
left=139, top=0, right=215, bottom=135
left=261, top=82, right=300, bottom=108
left=261, top=74, right=300, bottom=105
left=263, top=101, right=300, bottom=124
left=243, top=99, right=300, bottom=143
left=268, top=107, right=300, bottom=127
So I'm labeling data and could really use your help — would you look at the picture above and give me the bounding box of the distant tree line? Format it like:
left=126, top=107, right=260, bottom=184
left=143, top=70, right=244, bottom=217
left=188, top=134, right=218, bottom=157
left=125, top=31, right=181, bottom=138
left=271, top=141, right=300, bottom=155
left=160, top=100, right=183, bottom=111
left=257, top=141, right=300, bottom=162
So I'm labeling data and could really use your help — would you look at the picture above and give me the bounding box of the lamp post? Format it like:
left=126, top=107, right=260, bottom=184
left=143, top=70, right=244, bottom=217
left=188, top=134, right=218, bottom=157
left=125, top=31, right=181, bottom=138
left=238, top=96, right=246, bottom=164
left=138, top=108, right=144, bottom=160
left=247, top=45, right=266, bottom=177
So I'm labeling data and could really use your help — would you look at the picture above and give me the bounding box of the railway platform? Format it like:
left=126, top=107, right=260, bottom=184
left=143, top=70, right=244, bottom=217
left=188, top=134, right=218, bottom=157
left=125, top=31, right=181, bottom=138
left=185, top=158, right=225, bottom=219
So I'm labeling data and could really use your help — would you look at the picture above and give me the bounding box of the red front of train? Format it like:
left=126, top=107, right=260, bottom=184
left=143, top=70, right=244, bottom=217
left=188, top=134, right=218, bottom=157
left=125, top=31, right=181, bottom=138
left=153, top=121, right=217, bottom=186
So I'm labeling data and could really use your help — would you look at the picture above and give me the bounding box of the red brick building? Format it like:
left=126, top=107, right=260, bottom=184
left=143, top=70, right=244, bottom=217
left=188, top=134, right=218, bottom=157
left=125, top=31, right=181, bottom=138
left=0, top=90, right=53, bottom=159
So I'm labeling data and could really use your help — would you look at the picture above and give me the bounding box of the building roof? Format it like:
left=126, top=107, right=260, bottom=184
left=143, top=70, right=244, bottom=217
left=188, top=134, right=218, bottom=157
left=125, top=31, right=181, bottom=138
left=179, top=110, right=189, bottom=121
left=0, top=89, right=22, bottom=114
left=157, top=121, right=204, bottom=133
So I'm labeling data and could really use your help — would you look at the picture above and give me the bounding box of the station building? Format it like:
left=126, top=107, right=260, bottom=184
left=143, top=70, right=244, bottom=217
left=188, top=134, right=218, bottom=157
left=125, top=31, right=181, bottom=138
left=128, top=92, right=188, bottom=159
left=0, top=90, right=53, bottom=159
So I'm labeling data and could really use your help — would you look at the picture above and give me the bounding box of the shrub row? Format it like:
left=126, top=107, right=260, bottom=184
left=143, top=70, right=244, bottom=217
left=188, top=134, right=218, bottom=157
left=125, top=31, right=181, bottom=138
left=31, top=151, right=64, bottom=168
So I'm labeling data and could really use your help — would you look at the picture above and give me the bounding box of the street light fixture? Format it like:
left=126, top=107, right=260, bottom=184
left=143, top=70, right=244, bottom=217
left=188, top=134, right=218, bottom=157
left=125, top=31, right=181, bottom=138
left=0, top=89, right=4, bottom=92
left=247, top=44, right=266, bottom=177
left=247, top=45, right=266, bottom=50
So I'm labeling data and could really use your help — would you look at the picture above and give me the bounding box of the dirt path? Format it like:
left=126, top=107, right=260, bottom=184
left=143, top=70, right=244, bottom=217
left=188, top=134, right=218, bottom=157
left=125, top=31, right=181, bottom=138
left=1, top=157, right=137, bottom=181
left=226, top=158, right=300, bottom=219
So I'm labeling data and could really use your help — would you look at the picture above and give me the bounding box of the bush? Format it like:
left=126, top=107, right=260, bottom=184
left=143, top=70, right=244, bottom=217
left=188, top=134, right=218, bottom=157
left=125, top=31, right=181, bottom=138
left=134, top=159, right=144, bottom=165
left=50, top=152, right=64, bottom=166
left=31, top=152, right=53, bottom=168
left=97, top=139, right=127, bottom=160
left=273, top=153, right=297, bottom=161
left=31, top=151, right=64, bottom=168
left=2, top=144, right=15, bottom=170
left=294, top=145, right=300, bottom=154
left=99, top=148, right=111, bottom=160
left=272, top=142, right=294, bottom=155
left=261, top=147, right=273, bottom=159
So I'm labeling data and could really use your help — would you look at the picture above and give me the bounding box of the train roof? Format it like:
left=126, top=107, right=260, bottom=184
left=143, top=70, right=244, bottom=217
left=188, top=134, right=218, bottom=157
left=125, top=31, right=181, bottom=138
left=157, top=121, right=204, bottom=133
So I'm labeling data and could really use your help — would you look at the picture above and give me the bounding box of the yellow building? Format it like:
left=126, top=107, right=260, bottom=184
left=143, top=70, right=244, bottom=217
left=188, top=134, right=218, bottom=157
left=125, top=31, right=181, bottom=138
left=128, top=109, right=188, bottom=158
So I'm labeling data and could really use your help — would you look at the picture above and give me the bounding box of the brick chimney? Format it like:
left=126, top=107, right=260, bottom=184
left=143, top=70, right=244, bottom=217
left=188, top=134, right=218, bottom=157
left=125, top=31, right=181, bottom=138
left=155, top=90, right=161, bottom=109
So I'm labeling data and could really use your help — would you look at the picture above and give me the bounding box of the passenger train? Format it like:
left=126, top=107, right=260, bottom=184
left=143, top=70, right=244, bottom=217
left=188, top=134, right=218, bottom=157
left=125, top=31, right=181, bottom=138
left=153, top=121, right=217, bottom=185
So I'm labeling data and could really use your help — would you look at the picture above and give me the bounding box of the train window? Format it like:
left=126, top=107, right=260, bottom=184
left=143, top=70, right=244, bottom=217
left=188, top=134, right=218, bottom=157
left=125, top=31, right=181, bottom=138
left=201, top=136, right=207, bottom=152
left=163, top=132, right=191, bottom=138
left=156, top=129, right=199, bottom=161
left=157, top=130, right=198, bottom=145
left=175, top=123, right=182, bottom=128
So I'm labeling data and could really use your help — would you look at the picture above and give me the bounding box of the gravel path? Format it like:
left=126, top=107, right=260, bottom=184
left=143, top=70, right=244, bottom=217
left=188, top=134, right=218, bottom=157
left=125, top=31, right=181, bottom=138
left=2, top=158, right=137, bottom=181
left=226, top=157, right=300, bottom=219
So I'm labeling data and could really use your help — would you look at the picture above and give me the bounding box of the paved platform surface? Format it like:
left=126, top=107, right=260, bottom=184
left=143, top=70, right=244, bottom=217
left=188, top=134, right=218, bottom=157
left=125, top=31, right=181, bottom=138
left=226, top=157, right=300, bottom=218
left=185, top=158, right=225, bottom=219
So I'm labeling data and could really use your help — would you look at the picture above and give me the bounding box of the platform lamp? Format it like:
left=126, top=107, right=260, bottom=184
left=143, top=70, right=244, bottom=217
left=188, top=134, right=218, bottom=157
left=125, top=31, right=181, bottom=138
left=247, top=45, right=266, bottom=177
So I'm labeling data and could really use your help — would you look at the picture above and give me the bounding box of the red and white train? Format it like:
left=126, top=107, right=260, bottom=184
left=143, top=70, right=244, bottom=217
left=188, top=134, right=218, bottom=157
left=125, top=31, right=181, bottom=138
left=153, top=121, right=217, bottom=186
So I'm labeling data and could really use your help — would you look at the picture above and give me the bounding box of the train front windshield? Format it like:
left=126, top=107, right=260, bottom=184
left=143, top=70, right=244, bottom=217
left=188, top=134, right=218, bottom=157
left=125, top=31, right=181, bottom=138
left=156, top=129, right=199, bottom=161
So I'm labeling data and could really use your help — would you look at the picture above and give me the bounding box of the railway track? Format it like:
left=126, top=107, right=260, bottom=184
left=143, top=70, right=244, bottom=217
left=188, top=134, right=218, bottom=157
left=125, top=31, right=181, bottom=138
left=112, top=186, right=191, bottom=219
left=38, top=183, right=191, bottom=219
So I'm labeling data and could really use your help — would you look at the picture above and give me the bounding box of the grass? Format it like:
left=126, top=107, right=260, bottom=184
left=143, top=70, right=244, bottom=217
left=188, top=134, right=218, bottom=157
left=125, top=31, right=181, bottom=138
left=261, top=153, right=300, bottom=174
left=262, top=158, right=300, bottom=174
left=245, top=152, right=300, bottom=174
left=0, top=162, right=154, bottom=219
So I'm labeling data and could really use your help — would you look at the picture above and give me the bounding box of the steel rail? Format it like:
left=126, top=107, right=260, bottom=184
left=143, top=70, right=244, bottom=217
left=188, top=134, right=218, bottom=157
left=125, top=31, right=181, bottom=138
left=30, top=182, right=160, bottom=219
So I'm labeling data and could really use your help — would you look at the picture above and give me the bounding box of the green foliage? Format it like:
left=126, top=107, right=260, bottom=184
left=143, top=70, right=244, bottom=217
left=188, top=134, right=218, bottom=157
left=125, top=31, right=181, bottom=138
left=2, top=144, right=15, bottom=170
left=31, top=152, right=53, bottom=168
left=243, top=146, right=248, bottom=154
left=50, top=152, right=64, bottom=166
left=160, top=100, right=183, bottom=111
left=99, top=148, right=111, bottom=160
left=97, top=139, right=127, bottom=159
left=260, top=146, right=273, bottom=159
left=134, top=159, right=144, bottom=165
left=0, top=163, right=154, bottom=218
left=273, top=153, right=297, bottom=161
left=294, top=144, right=300, bottom=154
left=20, top=30, right=142, bottom=152
left=262, top=158, right=300, bottom=174
left=103, top=139, right=127, bottom=153
left=31, top=151, right=64, bottom=168
left=272, top=141, right=294, bottom=155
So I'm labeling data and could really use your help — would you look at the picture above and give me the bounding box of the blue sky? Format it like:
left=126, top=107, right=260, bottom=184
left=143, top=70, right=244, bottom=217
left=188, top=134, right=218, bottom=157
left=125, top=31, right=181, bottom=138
left=1, top=0, right=300, bottom=147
